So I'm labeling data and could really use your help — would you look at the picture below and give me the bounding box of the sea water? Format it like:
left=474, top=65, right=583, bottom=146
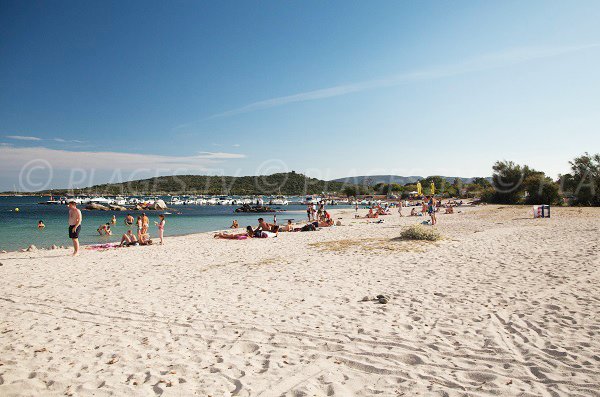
left=0, top=196, right=342, bottom=251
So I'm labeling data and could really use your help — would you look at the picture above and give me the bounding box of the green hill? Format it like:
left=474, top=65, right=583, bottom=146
left=67, top=172, right=349, bottom=195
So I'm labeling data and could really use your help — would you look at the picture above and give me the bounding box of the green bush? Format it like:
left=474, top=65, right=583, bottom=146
left=561, top=153, right=600, bottom=206
left=523, top=175, right=560, bottom=205
left=480, top=187, right=496, bottom=203
left=400, top=225, right=441, bottom=241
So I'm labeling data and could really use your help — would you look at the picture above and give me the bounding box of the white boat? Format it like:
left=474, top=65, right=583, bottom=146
left=170, top=197, right=184, bottom=205
left=114, top=196, right=127, bottom=206
left=89, top=196, right=112, bottom=205
left=141, top=197, right=158, bottom=206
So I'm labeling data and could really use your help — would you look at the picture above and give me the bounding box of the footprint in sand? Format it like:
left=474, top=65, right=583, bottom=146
left=466, top=372, right=497, bottom=382
left=230, top=342, right=260, bottom=355
left=398, top=353, right=423, bottom=365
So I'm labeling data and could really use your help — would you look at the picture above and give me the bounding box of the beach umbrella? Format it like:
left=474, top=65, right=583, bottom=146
left=416, top=182, right=422, bottom=196
left=431, top=182, right=435, bottom=195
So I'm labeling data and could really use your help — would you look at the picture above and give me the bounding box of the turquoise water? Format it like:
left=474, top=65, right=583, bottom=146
left=0, top=197, right=338, bottom=251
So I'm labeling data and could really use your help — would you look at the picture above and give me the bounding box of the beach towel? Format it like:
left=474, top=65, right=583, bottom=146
left=85, top=242, right=121, bottom=251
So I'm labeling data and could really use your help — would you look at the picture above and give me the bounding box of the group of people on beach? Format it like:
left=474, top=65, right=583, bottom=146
left=306, top=201, right=329, bottom=222
left=397, top=197, right=461, bottom=225
left=93, top=212, right=166, bottom=246
left=393, top=196, right=439, bottom=225
left=120, top=213, right=165, bottom=246
left=65, top=201, right=166, bottom=256
left=215, top=217, right=279, bottom=240
left=62, top=196, right=459, bottom=254
left=215, top=206, right=336, bottom=240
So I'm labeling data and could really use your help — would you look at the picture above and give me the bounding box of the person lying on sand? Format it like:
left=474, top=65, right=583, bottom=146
left=256, top=230, right=277, bottom=238
left=120, top=230, right=139, bottom=246
left=252, top=224, right=278, bottom=238
left=365, top=209, right=379, bottom=219
left=294, top=223, right=317, bottom=232
left=214, top=226, right=254, bottom=240
left=279, top=219, right=294, bottom=232
left=257, top=217, right=279, bottom=233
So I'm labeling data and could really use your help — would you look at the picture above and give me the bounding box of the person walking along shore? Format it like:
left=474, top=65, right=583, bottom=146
left=68, top=201, right=82, bottom=256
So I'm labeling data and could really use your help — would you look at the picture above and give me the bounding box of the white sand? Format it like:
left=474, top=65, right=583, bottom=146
left=1, top=205, right=599, bottom=396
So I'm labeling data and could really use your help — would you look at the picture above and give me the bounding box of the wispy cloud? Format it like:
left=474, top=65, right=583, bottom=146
left=0, top=146, right=245, bottom=172
left=53, top=137, right=84, bottom=143
left=197, top=151, right=245, bottom=159
left=6, top=135, right=42, bottom=141
left=206, top=44, right=599, bottom=119
left=0, top=146, right=246, bottom=190
left=5, top=135, right=85, bottom=144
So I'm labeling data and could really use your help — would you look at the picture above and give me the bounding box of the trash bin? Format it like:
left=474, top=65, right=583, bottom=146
left=533, top=205, right=550, bottom=218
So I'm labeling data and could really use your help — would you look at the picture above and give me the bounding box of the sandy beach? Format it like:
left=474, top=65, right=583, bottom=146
left=1, top=205, right=599, bottom=396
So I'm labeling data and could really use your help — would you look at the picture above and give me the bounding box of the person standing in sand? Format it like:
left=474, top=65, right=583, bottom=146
left=67, top=201, right=82, bottom=256
left=141, top=213, right=149, bottom=234
left=428, top=196, right=437, bottom=226
left=154, top=214, right=165, bottom=245
left=136, top=216, right=143, bottom=240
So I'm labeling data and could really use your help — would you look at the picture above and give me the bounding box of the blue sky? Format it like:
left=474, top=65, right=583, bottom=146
left=1, top=1, right=599, bottom=190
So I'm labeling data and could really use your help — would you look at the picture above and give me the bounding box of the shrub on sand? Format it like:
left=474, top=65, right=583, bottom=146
left=400, top=225, right=441, bottom=241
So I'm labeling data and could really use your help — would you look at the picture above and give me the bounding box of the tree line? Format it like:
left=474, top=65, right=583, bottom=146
left=345, top=153, right=600, bottom=206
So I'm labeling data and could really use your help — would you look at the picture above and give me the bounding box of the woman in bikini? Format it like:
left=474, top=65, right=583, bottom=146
left=136, top=216, right=143, bottom=240
left=214, top=226, right=254, bottom=240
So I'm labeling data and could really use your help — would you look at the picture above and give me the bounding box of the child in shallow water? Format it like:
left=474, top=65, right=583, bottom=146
left=154, top=214, right=166, bottom=245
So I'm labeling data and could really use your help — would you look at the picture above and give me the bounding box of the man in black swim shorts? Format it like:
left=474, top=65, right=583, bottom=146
left=67, top=201, right=82, bottom=256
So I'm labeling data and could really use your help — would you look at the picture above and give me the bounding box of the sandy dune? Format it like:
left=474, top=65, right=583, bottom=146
left=1, top=205, right=599, bottom=396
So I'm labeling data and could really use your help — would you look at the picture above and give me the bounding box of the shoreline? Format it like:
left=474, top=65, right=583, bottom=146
left=0, top=206, right=313, bottom=253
